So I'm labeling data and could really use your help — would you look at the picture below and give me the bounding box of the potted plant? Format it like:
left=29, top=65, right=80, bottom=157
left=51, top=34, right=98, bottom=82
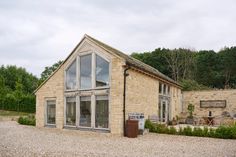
left=171, top=117, right=177, bottom=125
left=186, top=103, right=195, bottom=124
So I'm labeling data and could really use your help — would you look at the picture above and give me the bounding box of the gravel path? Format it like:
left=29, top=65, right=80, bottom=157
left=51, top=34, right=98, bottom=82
left=0, top=121, right=236, bottom=157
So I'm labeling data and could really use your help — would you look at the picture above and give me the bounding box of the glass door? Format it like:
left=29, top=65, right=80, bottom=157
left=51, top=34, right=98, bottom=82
left=95, top=95, right=109, bottom=129
left=158, top=99, right=168, bottom=123
left=79, top=96, right=91, bottom=127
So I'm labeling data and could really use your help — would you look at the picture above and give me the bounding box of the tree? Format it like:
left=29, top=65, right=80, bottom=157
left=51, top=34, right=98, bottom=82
left=218, top=47, right=236, bottom=88
left=39, top=60, right=63, bottom=85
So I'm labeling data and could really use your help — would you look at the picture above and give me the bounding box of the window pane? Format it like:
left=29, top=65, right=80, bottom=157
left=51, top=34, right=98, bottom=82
left=66, top=60, right=76, bottom=90
left=163, top=84, right=166, bottom=95
left=66, top=97, right=76, bottom=126
left=95, top=95, right=109, bottom=128
left=159, top=83, right=162, bottom=93
left=80, top=96, right=91, bottom=127
left=80, top=54, right=92, bottom=89
left=47, top=100, right=56, bottom=125
left=167, top=86, right=170, bottom=95
left=96, top=55, right=109, bottom=87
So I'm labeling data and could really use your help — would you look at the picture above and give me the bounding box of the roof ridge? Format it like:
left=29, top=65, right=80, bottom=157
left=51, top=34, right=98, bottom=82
left=85, top=34, right=179, bottom=86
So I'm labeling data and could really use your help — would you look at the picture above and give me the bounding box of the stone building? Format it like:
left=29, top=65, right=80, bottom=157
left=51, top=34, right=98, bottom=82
left=34, top=34, right=182, bottom=135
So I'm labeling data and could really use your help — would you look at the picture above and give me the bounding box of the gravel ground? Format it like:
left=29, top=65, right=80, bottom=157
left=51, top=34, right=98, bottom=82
left=0, top=121, right=236, bottom=157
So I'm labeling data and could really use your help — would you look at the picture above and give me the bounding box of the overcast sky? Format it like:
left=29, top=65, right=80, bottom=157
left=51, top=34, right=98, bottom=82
left=1, top=0, right=236, bottom=77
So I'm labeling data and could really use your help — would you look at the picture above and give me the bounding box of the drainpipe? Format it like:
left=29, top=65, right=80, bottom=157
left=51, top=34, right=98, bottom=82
left=123, top=65, right=130, bottom=136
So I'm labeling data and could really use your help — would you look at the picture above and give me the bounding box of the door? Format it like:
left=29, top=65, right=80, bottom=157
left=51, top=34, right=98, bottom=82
left=158, top=100, right=168, bottom=123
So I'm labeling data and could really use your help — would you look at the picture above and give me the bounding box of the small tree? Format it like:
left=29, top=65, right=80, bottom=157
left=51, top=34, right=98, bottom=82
left=187, top=103, right=195, bottom=118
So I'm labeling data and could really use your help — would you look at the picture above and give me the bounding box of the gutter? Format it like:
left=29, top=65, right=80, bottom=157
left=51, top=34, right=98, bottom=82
left=123, top=65, right=130, bottom=136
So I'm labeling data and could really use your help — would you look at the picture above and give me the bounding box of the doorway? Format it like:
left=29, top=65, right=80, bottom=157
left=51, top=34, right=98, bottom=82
left=158, top=99, right=169, bottom=123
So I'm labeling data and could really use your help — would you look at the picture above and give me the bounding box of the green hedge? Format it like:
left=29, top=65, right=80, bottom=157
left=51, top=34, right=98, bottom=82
left=0, top=94, right=35, bottom=113
left=145, top=119, right=236, bottom=139
left=18, top=114, right=36, bottom=126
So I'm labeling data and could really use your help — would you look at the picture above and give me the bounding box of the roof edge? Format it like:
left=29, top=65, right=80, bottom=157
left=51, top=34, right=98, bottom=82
left=34, top=35, right=87, bottom=94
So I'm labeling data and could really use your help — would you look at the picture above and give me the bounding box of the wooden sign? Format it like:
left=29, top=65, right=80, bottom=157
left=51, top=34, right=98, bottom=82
left=200, top=100, right=226, bottom=108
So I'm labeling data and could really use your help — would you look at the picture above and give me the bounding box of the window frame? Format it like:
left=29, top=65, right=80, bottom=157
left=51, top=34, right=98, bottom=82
left=64, top=50, right=111, bottom=131
left=64, top=96, right=77, bottom=127
left=45, top=98, right=56, bottom=127
left=94, top=95, right=109, bottom=130
left=78, top=95, right=92, bottom=129
left=65, top=59, right=77, bottom=91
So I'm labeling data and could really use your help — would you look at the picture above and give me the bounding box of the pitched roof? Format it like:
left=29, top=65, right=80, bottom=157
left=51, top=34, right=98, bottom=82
left=84, top=34, right=180, bottom=87
left=35, top=34, right=180, bottom=93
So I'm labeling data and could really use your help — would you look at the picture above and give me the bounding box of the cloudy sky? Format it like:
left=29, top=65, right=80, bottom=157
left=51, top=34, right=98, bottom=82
left=1, top=0, right=236, bottom=77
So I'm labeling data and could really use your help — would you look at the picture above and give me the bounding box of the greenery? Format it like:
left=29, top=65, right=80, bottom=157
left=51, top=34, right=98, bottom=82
left=0, top=61, right=62, bottom=113
left=145, top=119, right=236, bottom=139
left=18, top=114, right=36, bottom=126
left=131, top=47, right=236, bottom=90
left=38, top=60, right=63, bottom=85
left=0, top=110, right=30, bottom=116
left=0, top=65, right=38, bottom=113
left=187, top=103, right=195, bottom=118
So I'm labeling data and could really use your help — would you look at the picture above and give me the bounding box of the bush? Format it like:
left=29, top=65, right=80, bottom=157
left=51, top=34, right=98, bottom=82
left=215, top=126, right=232, bottom=139
left=183, top=126, right=192, bottom=136
left=18, top=114, right=35, bottom=126
left=145, top=119, right=156, bottom=132
left=192, top=127, right=203, bottom=137
left=168, top=126, right=177, bottom=134
left=144, top=119, right=236, bottom=139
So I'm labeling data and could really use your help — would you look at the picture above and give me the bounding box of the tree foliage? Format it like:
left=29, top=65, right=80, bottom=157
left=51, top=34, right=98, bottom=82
left=0, top=65, right=38, bottom=113
left=131, top=46, right=236, bottom=90
left=39, top=60, right=63, bottom=85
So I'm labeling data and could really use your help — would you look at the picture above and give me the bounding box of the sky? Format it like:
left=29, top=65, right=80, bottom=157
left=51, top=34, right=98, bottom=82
left=0, top=0, right=236, bottom=77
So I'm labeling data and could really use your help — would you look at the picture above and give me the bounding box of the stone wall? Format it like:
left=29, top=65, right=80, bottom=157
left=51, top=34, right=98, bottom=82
left=125, top=69, right=159, bottom=120
left=183, top=90, right=236, bottom=117
left=35, top=64, right=65, bottom=129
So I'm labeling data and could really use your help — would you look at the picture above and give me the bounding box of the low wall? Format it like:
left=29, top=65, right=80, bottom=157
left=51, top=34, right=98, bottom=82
left=182, top=89, right=236, bottom=117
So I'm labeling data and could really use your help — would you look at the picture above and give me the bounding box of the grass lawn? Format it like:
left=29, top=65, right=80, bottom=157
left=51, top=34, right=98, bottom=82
left=0, top=110, right=32, bottom=116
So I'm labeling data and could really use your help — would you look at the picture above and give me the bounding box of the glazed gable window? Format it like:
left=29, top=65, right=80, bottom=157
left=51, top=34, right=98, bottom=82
left=65, top=53, right=110, bottom=90
left=96, top=55, right=109, bottom=87
left=80, top=54, right=92, bottom=89
left=66, top=60, right=76, bottom=90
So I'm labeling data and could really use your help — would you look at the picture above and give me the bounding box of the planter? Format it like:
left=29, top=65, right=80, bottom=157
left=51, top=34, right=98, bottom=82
left=185, top=117, right=194, bottom=124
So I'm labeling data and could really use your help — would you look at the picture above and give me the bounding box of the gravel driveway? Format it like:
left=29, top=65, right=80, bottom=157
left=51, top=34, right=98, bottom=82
left=0, top=121, right=236, bottom=157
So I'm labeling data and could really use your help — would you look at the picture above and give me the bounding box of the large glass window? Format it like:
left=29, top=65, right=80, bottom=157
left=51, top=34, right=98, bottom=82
left=66, top=97, right=76, bottom=126
left=80, top=96, right=91, bottom=127
left=95, top=95, right=109, bottom=128
left=80, top=54, right=92, bottom=89
left=66, top=60, right=76, bottom=90
left=46, top=100, right=56, bottom=125
left=96, top=55, right=109, bottom=87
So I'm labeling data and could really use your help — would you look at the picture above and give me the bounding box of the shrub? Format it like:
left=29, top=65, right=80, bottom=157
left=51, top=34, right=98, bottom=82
left=168, top=126, right=177, bottom=134
left=203, top=127, right=209, bottom=137
left=145, top=119, right=156, bottom=132
left=145, top=119, right=236, bottom=139
left=18, top=114, right=35, bottom=126
left=215, top=125, right=235, bottom=139
left=183, top=126, right=192, bottom=136
left=208, top=128, right=215, bottom=137
left=178, top=127, right=184, bottom=135
left=192, top=127, right=203, bottom=137
left=230, top=125, right=236, bottom=139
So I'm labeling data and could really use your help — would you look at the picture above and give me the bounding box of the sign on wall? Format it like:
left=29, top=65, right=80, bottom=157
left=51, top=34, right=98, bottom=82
left=200, top=100, right=226, bottom=108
